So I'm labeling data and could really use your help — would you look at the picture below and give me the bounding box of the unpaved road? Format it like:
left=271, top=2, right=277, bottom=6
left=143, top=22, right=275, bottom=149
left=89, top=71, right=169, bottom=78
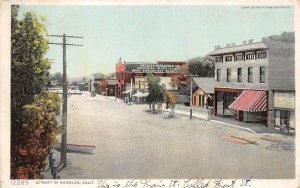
left=50, top=92, right=295, bottom=179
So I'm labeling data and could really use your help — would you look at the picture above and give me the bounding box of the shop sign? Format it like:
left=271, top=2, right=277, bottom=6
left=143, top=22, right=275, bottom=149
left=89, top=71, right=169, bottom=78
left=125, top=63, right=180, bottom=73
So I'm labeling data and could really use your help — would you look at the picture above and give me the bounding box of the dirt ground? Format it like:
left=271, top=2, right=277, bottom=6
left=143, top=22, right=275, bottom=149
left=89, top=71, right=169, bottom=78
left=45, top=92, right=295, bottom=179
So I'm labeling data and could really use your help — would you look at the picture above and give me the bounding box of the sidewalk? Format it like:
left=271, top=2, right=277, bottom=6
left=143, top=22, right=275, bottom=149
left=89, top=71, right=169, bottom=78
left=106, top=98, right=286, bottom=135
left=162, top=106, right=283, bottom=134
left=161, top=107, right=209, bottom=120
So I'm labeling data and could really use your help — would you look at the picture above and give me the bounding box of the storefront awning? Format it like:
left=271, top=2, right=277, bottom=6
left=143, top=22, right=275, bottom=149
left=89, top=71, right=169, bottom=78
left=122, top=90, right=132, bottom=94
left=133, top=91, right=149, bottom=97
left=229, top=90, right=267, bottom=112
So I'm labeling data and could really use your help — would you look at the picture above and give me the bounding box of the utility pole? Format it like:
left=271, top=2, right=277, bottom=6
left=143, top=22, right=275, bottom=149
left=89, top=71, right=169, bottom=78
left=48, top=34, right=83, bottom=168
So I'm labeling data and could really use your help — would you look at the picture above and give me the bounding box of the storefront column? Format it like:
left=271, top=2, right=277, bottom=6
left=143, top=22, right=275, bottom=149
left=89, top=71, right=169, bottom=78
left=267, top=91, right=274, bottom=128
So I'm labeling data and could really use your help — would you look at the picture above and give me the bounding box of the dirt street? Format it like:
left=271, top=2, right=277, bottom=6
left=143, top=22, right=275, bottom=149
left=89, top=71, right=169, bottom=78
left=51, top=92, right=295, bottom=179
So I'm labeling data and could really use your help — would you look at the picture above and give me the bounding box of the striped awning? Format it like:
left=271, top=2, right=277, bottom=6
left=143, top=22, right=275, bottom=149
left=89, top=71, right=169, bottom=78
left=229, top=90, right=267, bottom=112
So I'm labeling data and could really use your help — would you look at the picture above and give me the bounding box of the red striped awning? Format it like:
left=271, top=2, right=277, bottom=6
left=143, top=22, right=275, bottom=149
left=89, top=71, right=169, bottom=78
left=229, top=90, right=267, bottom=112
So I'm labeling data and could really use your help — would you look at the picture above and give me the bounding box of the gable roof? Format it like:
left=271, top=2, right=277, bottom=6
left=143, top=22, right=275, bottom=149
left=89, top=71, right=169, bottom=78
left=209, top=42, right=268, bottom=56
left=192, top=77, right=215, bottom=94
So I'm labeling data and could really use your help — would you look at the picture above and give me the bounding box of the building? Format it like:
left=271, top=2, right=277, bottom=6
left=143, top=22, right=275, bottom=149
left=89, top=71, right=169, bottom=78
left=192, top=77, right=215, bottom=108
left=179, top=77, right=215, bottom=108
left=94, top=78, right=116, bottom=96
left=115, top=59, right=186, bottom=98
left=209, top=36, right=295, bottom=130
left=106, top=79, right=116, bottom=96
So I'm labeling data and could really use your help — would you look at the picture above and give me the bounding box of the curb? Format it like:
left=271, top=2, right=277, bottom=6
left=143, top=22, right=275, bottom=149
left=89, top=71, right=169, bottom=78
left=209, top=120, right=256, bottom=133
left=161, top=109, right=256, bottom=133
left=161, top=109, right=208, bottom=121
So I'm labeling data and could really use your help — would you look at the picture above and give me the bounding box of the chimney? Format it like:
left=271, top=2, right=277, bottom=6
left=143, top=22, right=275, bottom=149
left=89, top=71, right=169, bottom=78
left=262, top=37, right=266, bottom=41
left=243, top=41, right=247, bottom=45
left=248, top=39, right=253, bottom=44
left=231, top=43, right=235, bottom=47
left=215, top=45, right=219, bottom=50
left=226, top=43, right=230, bottom=47
left=218, top=45, right=221, bottom=49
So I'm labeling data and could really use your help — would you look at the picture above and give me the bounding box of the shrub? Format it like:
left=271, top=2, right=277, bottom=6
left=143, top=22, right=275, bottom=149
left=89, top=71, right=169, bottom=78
left=11, top=92, right=61, bottom=179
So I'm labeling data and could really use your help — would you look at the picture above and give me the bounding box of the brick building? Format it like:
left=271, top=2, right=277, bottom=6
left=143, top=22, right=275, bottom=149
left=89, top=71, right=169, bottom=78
left=115, top=59, right=186, bottom=98
left=94, top=78, right=116, bottom=96
left=209, top=37, right=295, bottom=131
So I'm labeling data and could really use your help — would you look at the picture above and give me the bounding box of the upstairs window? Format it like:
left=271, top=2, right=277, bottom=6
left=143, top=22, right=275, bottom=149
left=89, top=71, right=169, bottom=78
left=246, top=53, right=255, bottom=60
left=237, top=68, right=242, bottom=83
left=258, top=52, right=267, bottom=59
left=235, top=54, right=244, bottom=61
left=260, top=66, right=265, bottom=83
left=227, top=68, right=231, bottom=82
left=225, top=56, right=232, bottom=62
left=248, top=67, right=253, bottom=83
left=215, top=56, right=222, bottom=62
left=217, top=69, right=221, bottom=82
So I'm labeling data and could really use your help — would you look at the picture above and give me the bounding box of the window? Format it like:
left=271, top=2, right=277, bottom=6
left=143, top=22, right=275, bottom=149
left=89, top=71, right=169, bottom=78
left=237, top=68, right=242, bottom=83
left=217, top=69, right=221, bottom=82
left=215, top=56, right=222, bottom=62
left=248, top=67, right=253, bottom=83
left=246, top=53, right=255, bottom=60
left=258, top=52, right=267, bottom=59
left=202, top=95, right=205, bottom=106
left=260, top=66, right=265, bottom=83
left=235, top=54, right=244, bottom=61
left=227, top=68, right=231, bottom=82
left=225, top=56, right=232, bottom=62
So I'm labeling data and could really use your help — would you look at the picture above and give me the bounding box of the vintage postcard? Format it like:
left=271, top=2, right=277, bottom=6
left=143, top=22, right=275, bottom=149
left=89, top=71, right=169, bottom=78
left=0, top=0, right=299, bottom=188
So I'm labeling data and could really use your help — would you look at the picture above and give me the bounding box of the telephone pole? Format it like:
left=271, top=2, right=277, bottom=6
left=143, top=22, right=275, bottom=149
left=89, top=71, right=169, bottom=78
left=48, top=34, right=83, bottom=168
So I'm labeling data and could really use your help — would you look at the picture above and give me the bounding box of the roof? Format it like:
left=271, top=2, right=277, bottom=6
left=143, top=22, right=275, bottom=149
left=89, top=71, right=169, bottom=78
left=125, top=62, right=154, bottom=64
left=107, top=79, right=116, bottom=85
left=229, top=90, right=267, bottom=112
left=192, top=77, right=216, bottom=94
left=209, top=42, right=268, bottom=56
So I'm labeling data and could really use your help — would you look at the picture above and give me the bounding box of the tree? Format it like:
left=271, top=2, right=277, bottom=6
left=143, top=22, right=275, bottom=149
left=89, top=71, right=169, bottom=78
left=11, top=5, right=50, bottom=116
left=92, top=72, right=106, bottom=79
left=92, top=72, right=116, bottom=79
left=50, top=72, right=63, bottom=84
left=188, top=56, right=215, bottom=77
left=267, top=31, right=295, bottom=42
left=11, top=6, right=61, bottom=179
left=170, top=65, right=188, bottom=90
left=105, top=72, right=116, bottom=79
left=146, top=74, right=164, bottom=111
left=81, top=76, right=88, bottom=83
left=170, top=72, right=188, bottom=90
left=71, top=81, right=78, bottom=86
left=166, top=91, right=177, bottom=117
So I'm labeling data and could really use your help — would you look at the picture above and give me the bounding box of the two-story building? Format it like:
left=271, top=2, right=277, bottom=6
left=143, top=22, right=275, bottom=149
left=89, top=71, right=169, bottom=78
left=115, top=59, right=186, bottom=98
left=209, top=37, right=295, bottom=131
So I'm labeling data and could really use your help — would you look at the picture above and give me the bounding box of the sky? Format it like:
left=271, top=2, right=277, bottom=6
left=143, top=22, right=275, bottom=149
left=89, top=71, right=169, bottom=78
left=19, top=5, right=294, bottom=78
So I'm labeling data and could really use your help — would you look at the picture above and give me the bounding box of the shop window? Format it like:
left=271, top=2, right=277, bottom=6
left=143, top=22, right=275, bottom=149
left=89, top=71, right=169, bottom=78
left=216, top=92, right=224, bottom=116
left=248, top=67, right=253, bottom=83
left=274, top=110, right=293, bottom=132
